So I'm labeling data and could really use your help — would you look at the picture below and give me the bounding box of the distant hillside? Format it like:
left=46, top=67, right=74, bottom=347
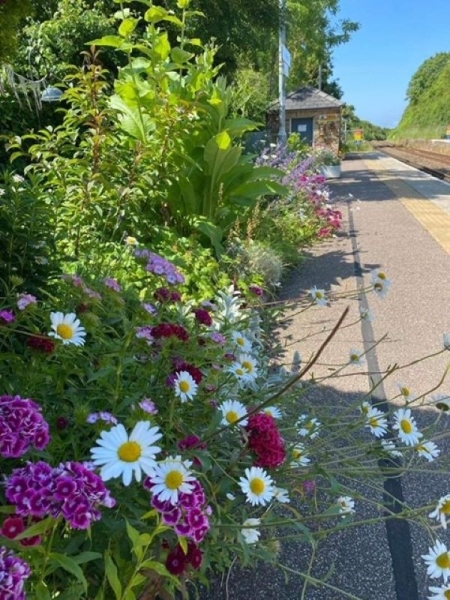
left=391, top=52, right=450, bottom=140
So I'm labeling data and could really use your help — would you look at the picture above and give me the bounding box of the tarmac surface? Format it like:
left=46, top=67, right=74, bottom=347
left=198, top=152, right=450, bottom=600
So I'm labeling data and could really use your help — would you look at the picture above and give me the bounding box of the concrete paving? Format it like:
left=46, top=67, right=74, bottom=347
left=198, top=152, right=450, bottom=600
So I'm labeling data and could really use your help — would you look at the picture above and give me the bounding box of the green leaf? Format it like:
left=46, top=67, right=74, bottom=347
left=119, top=18, right=139, bottom=37
left=104, top=553, right=122, bottom=600
left=34, top=582, right=52, bottom=600
left=171, top=47, right=194, bottom=64
left=49, top=553, right=88, bottom=592
left=194, top=220, right=224, bottom=256
left=14, top=517, right=53, bottom=541
left=178, top=536, right=188, bottom=554
left=153, top=32, right=171, bottom=60
left=109, top=95, right=153, bottom=142
left=87, top=35, right=124, bottom=48
left=144, top=6, right=183, bottom=26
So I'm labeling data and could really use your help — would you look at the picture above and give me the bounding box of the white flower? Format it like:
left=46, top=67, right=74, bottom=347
left=231, top=330, right=252, bottom=352
left=308, top=286, right=328, bottom=306
left=429, top=496, right=450, bottom=530
left=12, top=174, right=24, bottom=183
left=297, top=414, right=321, bottom=438
left=274, top=487, right=290, bottom=503
left=371, top=269, right=391, bottom=298
left=432, top=394, right=450, bottom=413
left=428, top=583, right=450, bottom=599
left=263, top=406, right=282, bottom=419
left=337, top=496, right=355, bottom=516
left=148, top=456, right=196, bottom=505
left=228, top=361, right=252, bottom=385
left=398, top=382, right=415, bottom=401
left=239, top=466, right=275, bottom=506
left=49, top=312, right=86, bottom=346
left=392, top=408, right=423, bottom=446
left=360, top=401, right=371, bottom=416
left=416, top=441, right=440, bottom=462
left=365, top=407, right=388, bottom=438
left=35, top=256, right=48, bottom=265
left=380, top=439, right=403, bottom=458
left=349, top=348, right=365, bottom=366
left=291, top=443, right=311, bottom=467
left=422, top=540, right=450, bottom=582
left=241, top=518, right=261, bottom=544
left=125, top=236, right=138, bottom=246
left=173, top=371, right=198, bottom=402
left=239, top=354, right=258, bottom=379
left=226, top=493, right=236, bottom=501
left=90, top=421, right=162, bottom=486
left=219, top=400, right=248, bottom=426
left=444, top=333, right=450, bottom=350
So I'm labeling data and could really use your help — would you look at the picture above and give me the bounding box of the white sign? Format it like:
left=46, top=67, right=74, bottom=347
left=281, top=43, right=291, bottom=76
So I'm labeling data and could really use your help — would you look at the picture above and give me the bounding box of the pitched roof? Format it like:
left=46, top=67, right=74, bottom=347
left=268, top=86, right=343, bottom=111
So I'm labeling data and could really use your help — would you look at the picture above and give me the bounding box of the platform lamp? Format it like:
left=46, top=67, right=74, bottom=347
left=41, top=86, right=63, bottom=103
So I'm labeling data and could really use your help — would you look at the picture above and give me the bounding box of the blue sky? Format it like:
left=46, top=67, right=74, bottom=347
left=331, top=0, right=450, bottom=128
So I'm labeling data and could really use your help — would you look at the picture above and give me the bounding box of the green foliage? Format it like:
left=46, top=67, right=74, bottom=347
left=0, top=0, right=33, bottom=63
left=230, top=63, right=270, bottom=123
left=394, top=56, right=450, bottom=139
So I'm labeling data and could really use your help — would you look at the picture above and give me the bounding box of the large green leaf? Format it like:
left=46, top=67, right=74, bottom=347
left=109, top=95, right=154, bottom=142
left=49, top=553, right=88, bottom=592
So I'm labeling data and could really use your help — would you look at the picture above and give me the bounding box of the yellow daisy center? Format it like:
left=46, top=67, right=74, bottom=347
left=445, top=590, right=450, bottom=600
left=179, top=380, right=190, bottom=393
left=306, top=421, right=315, bottom=430
left=400, top=387, right=410, bottom=397
left=351, top=354, right=359, bottom=362
left=369, top=417, right=380, bottom=428
left=236, top=337, right=246, bottom=346
left=118, top=441, right=142, bottom=462
left=165, top=470, right=183, bottom=490
left=56, top=323, right=74, bottom=339
left=442, top=500, right=450, bottom=514
left=400, top=419, right=413, bottom=434
left=235, top=368, right=245, bottom=376
left=316, top=291, right=323, bottom=299
left=437, top=552, right=450, bottom=569
left=226, top=410, right=239, bottom=423
left=242, top=361, right=254, bottom=372
left=293, top=449, right=302, bottom=459
left=266, top=410, right=273, bottom=417
left=250, top=478, right=265, bottom=495
left=378, top=272, right=387, bottom=280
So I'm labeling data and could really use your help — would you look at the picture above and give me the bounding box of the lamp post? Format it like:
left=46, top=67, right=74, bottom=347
left=278, top=0, right=287, bottom=144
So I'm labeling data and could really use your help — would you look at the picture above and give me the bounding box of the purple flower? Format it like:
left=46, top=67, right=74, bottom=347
left=103, top=277, right=122, bottom=292
left=210, top=332, right=226, bottom=345
left=0, top=395, right=51, bottom=458
left=162, top=508, right=182, bottom=525
left=17, top=293, right=37, bottom=310
left=139, top=399, right=158, bottom=415
left=249, top=285, right=264, bottom=297
left=142, top=303, right=158, bottom=315
left=0, top=309, right=15, bottom=324
left=0, top=546, right=31, bottom=599
left=135, top=249, right=185, bottom=284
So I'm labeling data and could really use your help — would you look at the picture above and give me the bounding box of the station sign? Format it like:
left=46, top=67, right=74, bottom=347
left=353, top=129, right=364, bottom=141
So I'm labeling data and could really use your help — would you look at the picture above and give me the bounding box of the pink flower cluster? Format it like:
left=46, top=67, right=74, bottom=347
left=0, top=395, right=51, bottom=458
left=316, top=206, right=343, bottom=230
left=6, top=461, right=116, bottom=530
left=0, top=546, right=31, bottom=600
left=151, top=323, right=190, bottom=342
left=165, top=541, right=203, bottom=575
left=145, top=479, right=211, bottom=544
left=245, top=412, right=286, bottom=468
left=135, top=249, right=185, bottom=284
left=154, top=287, right=181, bottom=303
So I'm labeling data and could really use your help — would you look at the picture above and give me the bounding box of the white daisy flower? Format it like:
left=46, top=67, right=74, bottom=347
left=173, top=371, right=198, bottom=402
left=416, top=441, right=440, bottom=462
left=308, top=286, right=328, bottom=306
left=337, top=496, right=355, bottom=516
left=432, top=395, right=450, bottom=413
left=422, top=540, right=450, bottom=582
left=239, top=354, right=259, bottom=379
left=263, top=406, right=282, bottom=419
left=392, top=408, right=423, bottom=446
left=91, top=421, right=162, bottom=486
left=429, top=495, right=450, bottom=530
left=220, top=400, right=248, bottom=427
left=226, top=493, right=236, bottom=501
left=291, top=443, right=311, bottom=467
left=349, top=348, right=365, bottom=366
left=239, top=466, right=275, bottom=506
left=380, top=439, right=403, bottom=458
left=371, top=269, right=391, bottom=298
left=365, top=407, right=388, bottom=438
left=228, top=362, right=253, bottom=387
left=49, top=312, right=86, bottom=346
left=148, top=456, right=195, bottom=505
left=241, top=518, right=261, bottom=544
left=273, top=486, right=290, bottom=503
left=360, top=401, right=371, bottom=416
left=297, top=414, right=321, bottom=438
left=428, top=583, right=450, bottom=599
left=232, top=331, right=252, bottom=352
left=444, top=333, right=450, bottom=350
left=398, top=382, right=415, bottom=401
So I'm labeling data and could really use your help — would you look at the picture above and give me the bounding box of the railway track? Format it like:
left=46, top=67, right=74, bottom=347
left=374, top=142, right=450, bottom=182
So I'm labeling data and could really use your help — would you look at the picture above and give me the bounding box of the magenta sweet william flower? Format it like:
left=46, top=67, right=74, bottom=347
left=26, top=335, right=55, bottom=353
left=1, top=516, right=42, bottom=547
left=165, top=541, right=203, bottom=575
left=0, top=395, right=51, bottom=458
left=154, top=287, right=181, bottom=303
left=0, top=546, right=31, bottom=599
left=245, top=413, right=286, bottom=468
left=151, top=323, right=189, bottom=342
left=249, top=285, right=264, bottom=297
left=193, top=308, right=213, bottom=326
left=5, top=461, right=115, bottom=529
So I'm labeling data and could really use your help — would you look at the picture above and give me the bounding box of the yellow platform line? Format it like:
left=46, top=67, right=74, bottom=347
left=362, top=157, right=450, bottom=254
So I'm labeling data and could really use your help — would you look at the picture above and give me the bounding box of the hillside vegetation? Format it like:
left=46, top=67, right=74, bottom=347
left=391, top=52, right=450, bottom=140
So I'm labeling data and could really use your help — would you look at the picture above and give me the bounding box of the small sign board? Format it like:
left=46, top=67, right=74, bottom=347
left=446, top=125, right=450, bottom=140
left=354, top=129, right=364, bottom=141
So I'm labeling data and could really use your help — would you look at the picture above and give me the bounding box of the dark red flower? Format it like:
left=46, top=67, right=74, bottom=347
left=1, top=516, right=25, bottom=539
left=193, top=308, right=213, bottom=327
left=27, top=336, right=55, bottom=354
left=172, top=360, right=203, bottom=384
left=245, top=412, right=286, bottom=468
left=165, top=545, right=188, bottom=575
left=187, top=542, right=203, bottom=570
left=151, top=323, right=189, bottom=342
